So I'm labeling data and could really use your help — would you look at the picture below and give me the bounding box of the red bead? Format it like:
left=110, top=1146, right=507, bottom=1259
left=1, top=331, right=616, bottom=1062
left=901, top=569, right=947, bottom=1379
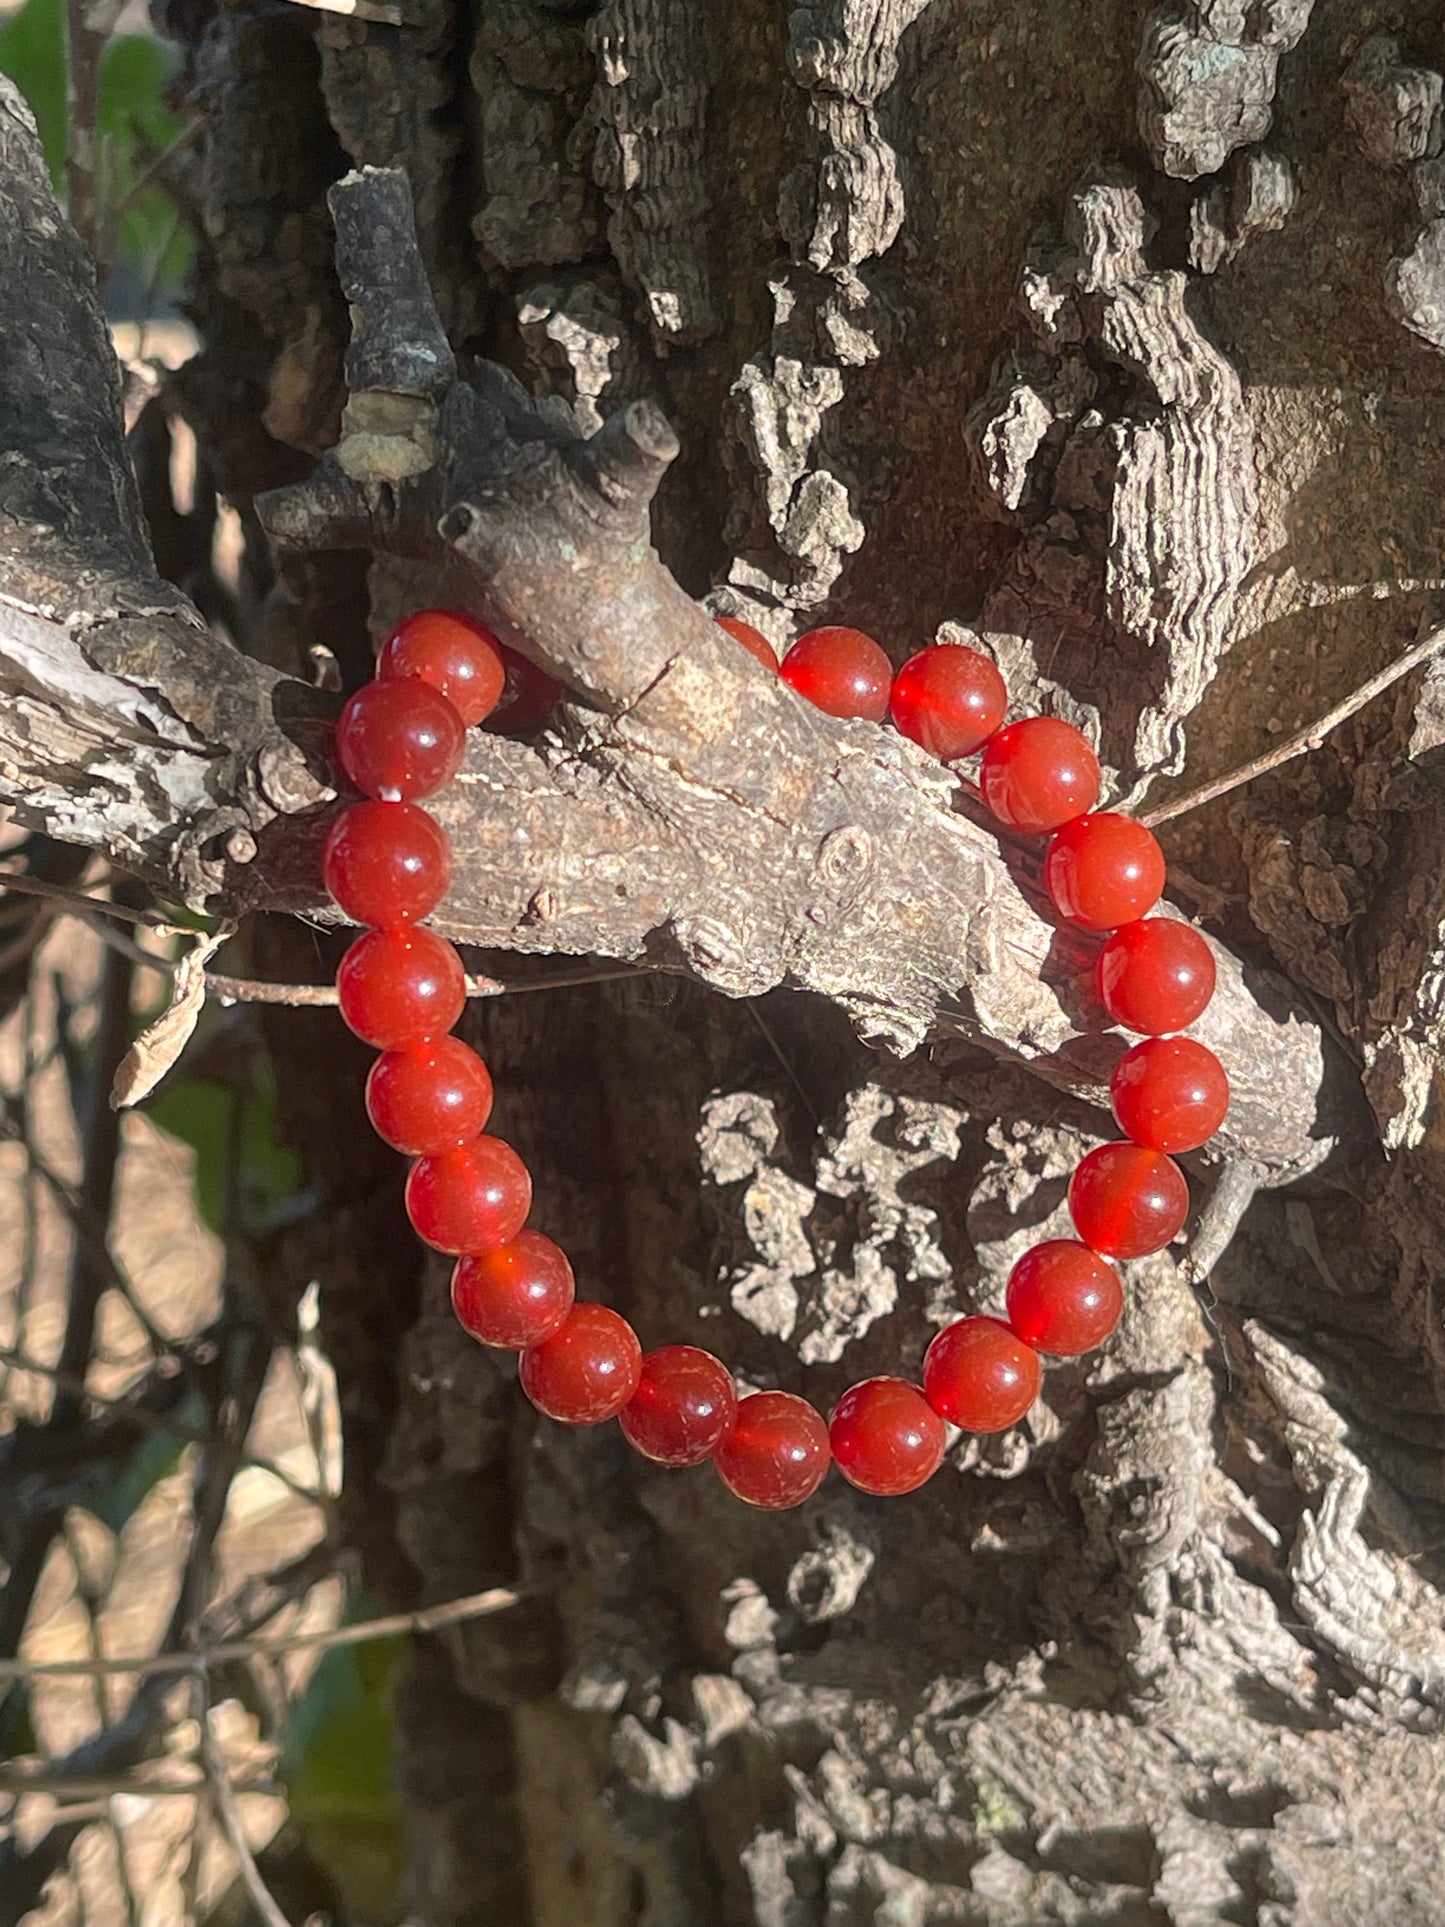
left=336, top=678, right=466, bottom=802
left=405, top=1135, right=532, bottom=1254
left=519, top=1303, right=643, bottom=1425
left=365, top=1038, right=494, bottom=1155
left=619, top=1346, right=737, bottom=1466
left=978, top=717, right=1101, bottom=833
left=336, top=927, right=466, bottom=1049
left=452, top=1231, right=576, bottom=1349
left=378, top=609, right=507, bottom=728
left=1043, top=813, right=1166, bottom=931
left=1111, top=1037, right=1229, bottom=1154
left=889, top=645, right=1008, bottom=760
left=923, top=1317, right=1041, bottom=1432
left=715, top=615, right=778, bottom=670
left=828, top=1377, right=946, bottom=1496
left=1005, top=1240, right=1123, bottom=1356
left=1097, top=919, right=1216, bottom=1035
left=780, top=626, right=892, bottom=723
left=484, top=644, right=564, bottom=733
left=1069, top=1143, right=1188, bottom=1258
left=323, top=801, right=452, bottom=927
left=713, top=1392, right=830, bottom=1509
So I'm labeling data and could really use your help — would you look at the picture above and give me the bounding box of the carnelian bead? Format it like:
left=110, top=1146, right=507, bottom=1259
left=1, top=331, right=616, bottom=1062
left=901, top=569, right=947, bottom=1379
left=713, top=1392, right=830, bottom=1509
left=484, top=644, right=564, bottom=733
left=379, top=609, right=507, bottom=728
left=336, top=927, right=466, bottom=1049
left=619, top=1346, right=737, bottom=1466
left=1005, top=1240, right=1123, bottom=1356
left=1044, top=813, right=1166, bottom=931
left=451, top=1232, right=576, bottom=1350
left=323, top=801, right=451, bottom=927
left=978, top=717, right=1101, bottom=833
left=715, top=615, right=778, bottom=670
left=519, top=1303, right=642, bottom=1425
left=1069, top=1143, right=1188, bottom=1258
left=365, top=1037, right=494, bottom=1156
left=1111, top=1036, right=1229, bottom=1154
left=780, top=626, right=892, bottom=722
left=923, top=1317, right=1041, bottom=1432
left=1097, top=919, right=1216, bottom=1035
left=889, top=644, right=1007, bottom=760
left=405, top=1135, right=532, bottom=1254
left=828, top=1377, right=946, bottom=1496
left=336, top=678, right=466, bottom=802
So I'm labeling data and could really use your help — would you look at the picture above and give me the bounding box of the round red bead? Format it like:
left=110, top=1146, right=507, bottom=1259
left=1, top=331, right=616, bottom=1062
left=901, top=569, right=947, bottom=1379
left=323, top=801, right=452, bottom=928
left=365, top=1037, right=494, bottom=1156
left=484, top=644, right=564, bottom=733
left=1069, top=1143, right=1189, bottom=1258
left=336, top=926, right=465, bottom=1049
left=405, top=1135, right=532, bottom=1254
left=978, top=717, right=1101, bottom=833
left=1043, top=813, right=1166, bottom=931
left=451, top=1231, right=576, bottom=1350
left=378, top=609, right=507, bottom=728
left=828, top=1377, right=946, bottom=1496
left=1097, top=919, right=1216, bottom=1035
left=519, top=1303, right=643, bottom=1425
left=713, top=1392, right=830, bottom=1509
left=715, top=615, right=778, bottom=670
left=780, top=626, right=892, bottom=723
left=336, top=678, right=465, bottom=803
left=619, top=1346, right=738, bottom=1466
left=1111, top=1036, right=1229, bottom=1154
left=889, top=644, right=1007, bottom=760
left=923, top=1317, right=1041, bottom=1433
left=1005, top=1240, right=1123, bottom=1356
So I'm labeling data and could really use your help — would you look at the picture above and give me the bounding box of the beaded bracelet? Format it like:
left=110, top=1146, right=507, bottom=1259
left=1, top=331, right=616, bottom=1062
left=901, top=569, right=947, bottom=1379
left=321, top=608, right=1228, bottom=1509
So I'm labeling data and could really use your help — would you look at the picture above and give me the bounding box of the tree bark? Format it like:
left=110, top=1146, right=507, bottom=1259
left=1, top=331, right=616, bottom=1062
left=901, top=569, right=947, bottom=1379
left=5, top=0, right=1445, bottom=1918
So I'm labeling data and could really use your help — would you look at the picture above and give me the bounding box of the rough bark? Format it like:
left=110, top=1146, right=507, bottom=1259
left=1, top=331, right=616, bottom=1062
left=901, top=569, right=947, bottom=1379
left=6, top=0, right=1445, bottom=1922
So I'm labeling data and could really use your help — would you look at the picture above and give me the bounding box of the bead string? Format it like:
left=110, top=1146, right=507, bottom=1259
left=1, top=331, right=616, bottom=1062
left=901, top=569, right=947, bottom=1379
left=322, top=609, right=1229, bottom=1509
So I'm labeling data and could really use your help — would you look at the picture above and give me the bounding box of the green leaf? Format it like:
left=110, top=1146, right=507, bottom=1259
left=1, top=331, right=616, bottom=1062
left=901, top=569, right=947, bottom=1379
left=145, top=1066, right=302, bottom=1237
left=0, top=0, right=66, bottom=181
left=283, top=1620, right=408, bottom=1926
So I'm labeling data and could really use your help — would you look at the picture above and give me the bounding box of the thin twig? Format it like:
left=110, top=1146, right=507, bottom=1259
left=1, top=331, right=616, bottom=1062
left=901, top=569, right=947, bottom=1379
left=0, top=1584, right=527, bottom=1682
left=0, top=1768, right=280, bottom=1801
left=198, top=1696, right=293, bottom=1927
left=0, top=872, right=164, bottom=927
left=1141, top=623, right=1445, bottom=827
left=101, top=118, right=202, bottom=256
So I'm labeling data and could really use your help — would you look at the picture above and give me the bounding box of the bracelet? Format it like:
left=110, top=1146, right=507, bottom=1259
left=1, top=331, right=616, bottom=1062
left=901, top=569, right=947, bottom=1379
left=321, top=609, right=1228, bottom=1508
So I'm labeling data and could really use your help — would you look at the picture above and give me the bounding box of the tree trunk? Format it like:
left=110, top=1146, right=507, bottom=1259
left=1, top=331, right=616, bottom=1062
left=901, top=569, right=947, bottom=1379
left=4, top=0, right=1445, bottom=1920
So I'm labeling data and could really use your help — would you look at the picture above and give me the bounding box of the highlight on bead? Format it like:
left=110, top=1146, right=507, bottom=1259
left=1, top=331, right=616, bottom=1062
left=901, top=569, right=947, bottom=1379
left=320, top=606, right=1231, bottom=1508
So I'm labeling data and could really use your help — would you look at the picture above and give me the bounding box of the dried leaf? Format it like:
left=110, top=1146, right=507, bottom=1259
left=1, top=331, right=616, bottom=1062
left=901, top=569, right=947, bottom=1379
left=110, top=930, right=226, bottom=1110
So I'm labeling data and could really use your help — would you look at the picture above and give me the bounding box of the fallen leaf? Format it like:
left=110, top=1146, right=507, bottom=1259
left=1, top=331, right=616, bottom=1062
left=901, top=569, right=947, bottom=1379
left=110, top=930, right=227, bottom=1110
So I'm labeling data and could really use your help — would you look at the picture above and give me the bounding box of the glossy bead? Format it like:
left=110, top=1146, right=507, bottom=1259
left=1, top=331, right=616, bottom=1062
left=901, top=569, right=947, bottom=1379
left=1044, top=813, right=1166, bottom=931
left=365, top=1038, right=494, bottom=1155
left=378, top=609, right=507, bottom=728
left=484, top=644, right=564, bottom=733
left=889, top=644, right=1007, bottom=760
left=828, top=1377, right=946, bottom=1496
left=715, top=614, right=778, bottom=670
left=322, top=801, right=451, bottom=928
left=1005, top=1240, right=1123, bottom=1356
left=923, top=1317, right=1041, bottom=1432
left=619, top=1346, right=737, bottom=1466
left=451, top=1231, right=575, bottom=1349
left=1069, top=1143, right=1189, bottom=1258
left=336, top=678, right=465, bottom=802
left=1096, top=919, right=1216, bottom=1035
left=713, top=1392, right=831, bottom=1509
left=780, top=626, right=892, bottom=723
left=405, top=1135, right=532, bottom=1254
left=1111, top=1036, right=1230, bottom=1154
left=336, top=927, right=466, bottom=1049
left=978, top=717, right=1101, bottom=833
left=519, top=1303, right=643, bottom=1424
